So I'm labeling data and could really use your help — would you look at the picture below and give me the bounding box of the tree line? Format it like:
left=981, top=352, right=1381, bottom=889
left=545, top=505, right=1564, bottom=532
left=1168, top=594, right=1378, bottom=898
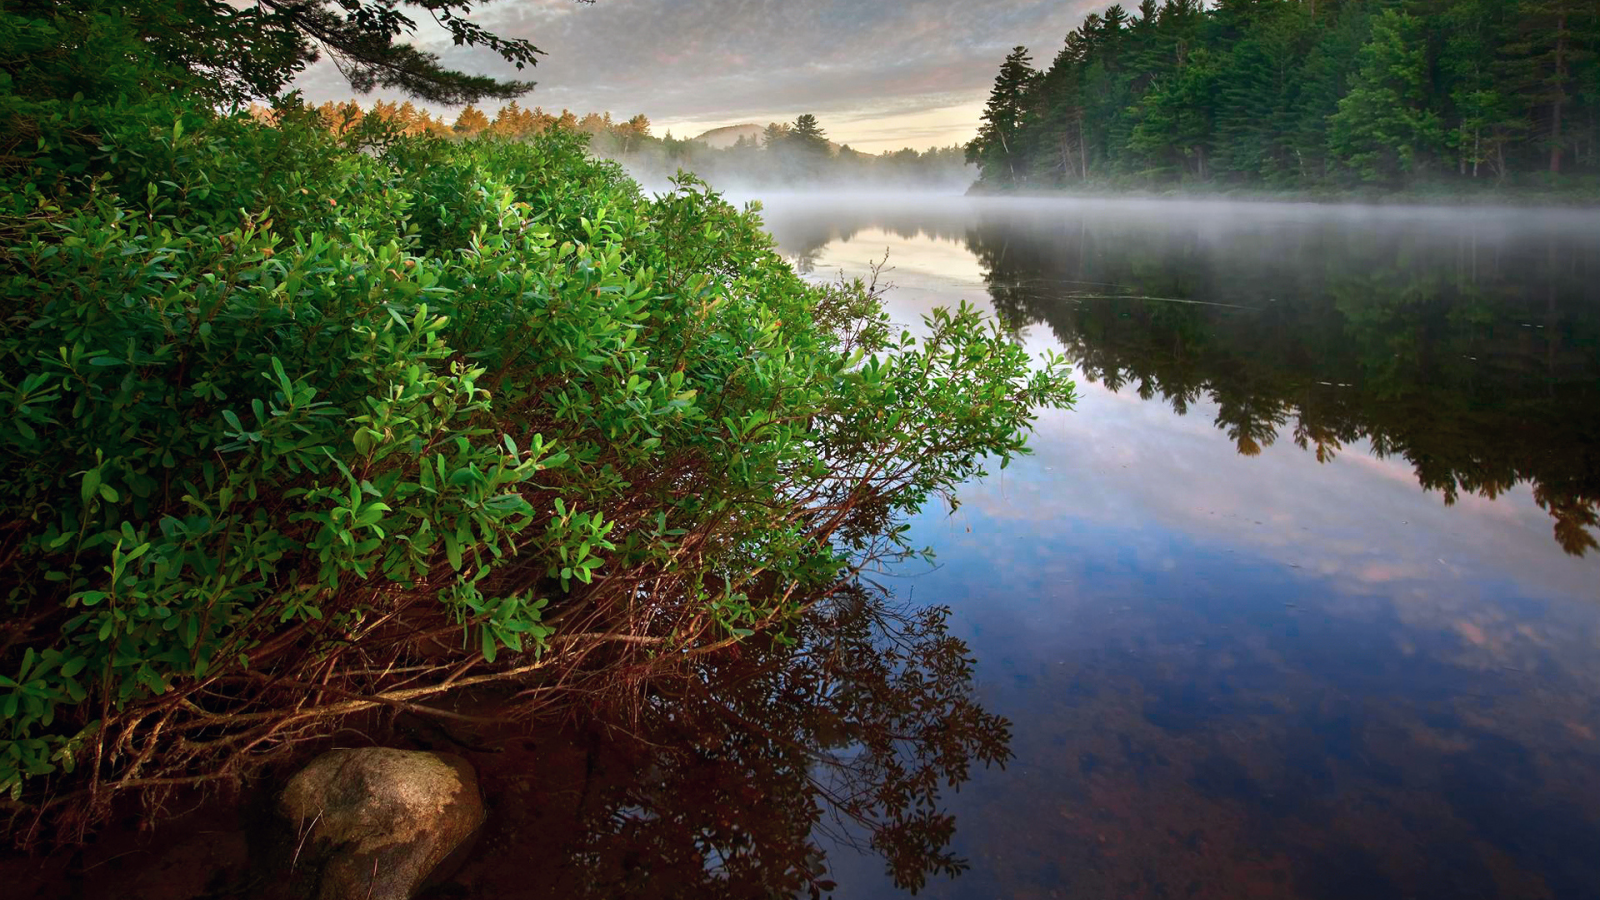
left=967, top=0, right=1600, bottom=190
left=272, top=99, right=654, bottom=146
left=278, top=102, right=973, bottom=188
left=629, top=113, right=971, bottom=189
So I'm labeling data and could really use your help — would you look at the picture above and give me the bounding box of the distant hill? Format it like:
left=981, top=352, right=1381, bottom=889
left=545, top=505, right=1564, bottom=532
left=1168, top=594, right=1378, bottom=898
left=690, top=124, right=767, bottom=149
left=690, top=122, right=847, bottom=153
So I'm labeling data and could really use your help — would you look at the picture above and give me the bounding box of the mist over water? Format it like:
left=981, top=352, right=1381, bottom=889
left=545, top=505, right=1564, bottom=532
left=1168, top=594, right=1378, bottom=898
left=624, top=168, right=980, bottom=199
left=753, top=191, right=1599, bottom=246
left=610, top=142, right=977, bottom=196
left=748, top=193, right=1600, bottom=899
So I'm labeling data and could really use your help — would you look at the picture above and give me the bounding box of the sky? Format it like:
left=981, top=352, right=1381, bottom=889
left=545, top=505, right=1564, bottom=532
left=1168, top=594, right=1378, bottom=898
left=291, top=0, right=1103, bottom=153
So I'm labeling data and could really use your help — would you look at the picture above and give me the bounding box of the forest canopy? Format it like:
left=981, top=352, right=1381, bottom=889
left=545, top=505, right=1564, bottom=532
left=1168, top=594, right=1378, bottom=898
left=967, top=0, right=1600, bottom=190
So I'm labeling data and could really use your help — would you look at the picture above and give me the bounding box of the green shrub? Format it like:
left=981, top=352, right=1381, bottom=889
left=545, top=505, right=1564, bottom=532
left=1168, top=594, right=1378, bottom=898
left=0, top=94, right=1073, bottom=812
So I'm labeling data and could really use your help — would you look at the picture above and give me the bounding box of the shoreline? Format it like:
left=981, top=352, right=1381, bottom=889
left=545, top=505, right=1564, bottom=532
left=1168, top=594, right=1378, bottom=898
left=964, top=182, right=1600, bottom=209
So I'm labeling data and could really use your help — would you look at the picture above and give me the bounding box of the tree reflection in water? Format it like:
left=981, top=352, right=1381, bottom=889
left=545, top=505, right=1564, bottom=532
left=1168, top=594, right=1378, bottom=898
left=441, top=584, right=1009, bottom=899
left=760, top=200, right=1600, bottom=556
left=970, top=216, right=1600, bottom=556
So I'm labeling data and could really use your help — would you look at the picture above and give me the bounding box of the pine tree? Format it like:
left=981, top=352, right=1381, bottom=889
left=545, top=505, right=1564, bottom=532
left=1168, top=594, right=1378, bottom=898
left=1037, top=42, right=1088, bottom=183
left=454, top=105, right=490, bottom=135
left=618, top=114, right=652, bottom=154
left=790, top=114, right=830, bottom=154
left=967, top=0, right=1598, bottom=190
left=1327, top=10, right=1443, bottom=182
left=1098, top=4, right=1131, bottom=71
left=1211, top=2, right=1314, bottom=183
left=1499, top=0, right=1596, bottom=173
left=316, top=100, right=365, bottom=136
left=491, top=100, right=535, bottom=137
left=1128, top=0, right=1165, bottom=89
left=1430, top=0, right=1517, bottom=177
left=1129, top=49, right=1220, bottom=179
left=967, top=46, right=1040, bottom=184
left=369, top=99, right=401, bottom=127
left=1285, top=0, right=1369, bottom=181
left=394, top=101, right=422, bottom=135
left=762, top=122, right=792, bottom=149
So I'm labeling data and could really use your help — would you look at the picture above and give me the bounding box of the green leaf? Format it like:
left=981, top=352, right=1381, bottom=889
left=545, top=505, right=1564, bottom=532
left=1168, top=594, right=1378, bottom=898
left=444, top=532, right=463, bottom=572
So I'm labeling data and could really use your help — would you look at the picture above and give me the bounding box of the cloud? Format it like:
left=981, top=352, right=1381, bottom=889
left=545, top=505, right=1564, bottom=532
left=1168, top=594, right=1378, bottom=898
left=291, top=0, right=1105, bottom=151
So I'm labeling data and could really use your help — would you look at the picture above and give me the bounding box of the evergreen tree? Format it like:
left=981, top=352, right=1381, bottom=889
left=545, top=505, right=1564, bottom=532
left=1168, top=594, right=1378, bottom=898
left=618, top=114, right=652, bottom=154
left=316, top=100, right=365, bottom=136
left=1035, top=30, right=1093, bottom=183
left=1285, top=0, right=1370, bottom=180
left=1328, top=10, right=1443, bottom=182
left=763, top=122, right=793, bottom=149
left=491, top=100, right=535, bottom=137
left=394, top=100, right=423, bottom=134
left=968, top=0, right=1598, bottom=190
left=454, top=105, right=491, bottom=135
left=1211, top=3, right=1313, bottom=182
left=967, top=46, right=1040, bottom=184
left=1430, top=0, right=1517, bottom=177
left=1098, top=5, right=1131, bottom=70
left=1127, top=0, right=1167, bottom=91
left=790, top=114, right=831, bottom=154
left=1129, top=49, right=1220, bottom=178
left=1499, top=0, right=1596, bottom=173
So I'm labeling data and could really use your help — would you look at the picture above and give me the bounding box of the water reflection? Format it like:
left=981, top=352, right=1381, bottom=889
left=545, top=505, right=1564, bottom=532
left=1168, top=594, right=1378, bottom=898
left=759, top=196, right=1600, bottom=557
left=748, top=195, right=1600, bottom=900
left=436, top=586, right=1008, bottom=898
left=9, top=588, right=1006, bottom=900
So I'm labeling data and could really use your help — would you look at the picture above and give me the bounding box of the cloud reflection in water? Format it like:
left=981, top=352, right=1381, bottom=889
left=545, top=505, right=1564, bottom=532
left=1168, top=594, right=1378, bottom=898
left=763, top=196, right=1600, bottom=900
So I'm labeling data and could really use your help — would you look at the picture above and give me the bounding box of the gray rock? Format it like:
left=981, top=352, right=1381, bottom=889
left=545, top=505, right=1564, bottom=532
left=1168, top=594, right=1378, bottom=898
left=278, top=748, right=484, bottom=900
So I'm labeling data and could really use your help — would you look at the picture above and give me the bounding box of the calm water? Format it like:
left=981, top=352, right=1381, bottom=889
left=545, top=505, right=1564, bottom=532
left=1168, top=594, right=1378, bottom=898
left=752, top=196, right=1600, bottom=900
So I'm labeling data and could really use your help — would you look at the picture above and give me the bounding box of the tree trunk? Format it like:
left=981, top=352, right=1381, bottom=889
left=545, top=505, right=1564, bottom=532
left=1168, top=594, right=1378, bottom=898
left=1078, top=111, right=1089, bottom=179
left=1551, top=8, right=1566, bottom=174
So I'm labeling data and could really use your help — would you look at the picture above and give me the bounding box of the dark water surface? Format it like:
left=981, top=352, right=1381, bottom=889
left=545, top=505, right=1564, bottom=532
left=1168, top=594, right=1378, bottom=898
left=752, top=196, right=1600, bottom=900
